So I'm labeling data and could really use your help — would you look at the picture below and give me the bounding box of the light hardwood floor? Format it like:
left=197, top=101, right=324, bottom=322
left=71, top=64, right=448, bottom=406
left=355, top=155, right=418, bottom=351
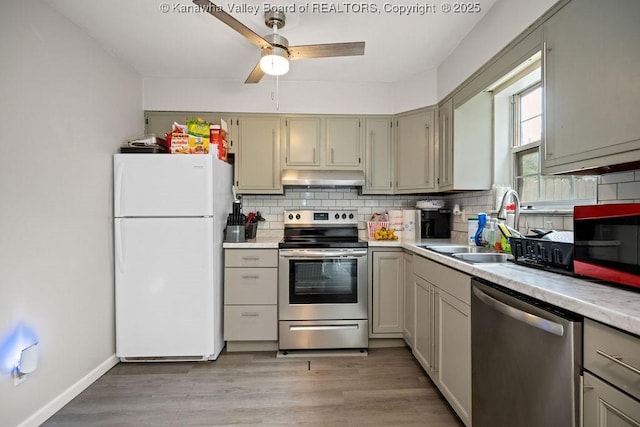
left=43, top=347, right=464, bottom=426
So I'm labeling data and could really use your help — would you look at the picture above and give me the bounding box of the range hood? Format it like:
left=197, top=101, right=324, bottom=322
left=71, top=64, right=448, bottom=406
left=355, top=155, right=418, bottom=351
left=281, top=169, right=365, bottom=187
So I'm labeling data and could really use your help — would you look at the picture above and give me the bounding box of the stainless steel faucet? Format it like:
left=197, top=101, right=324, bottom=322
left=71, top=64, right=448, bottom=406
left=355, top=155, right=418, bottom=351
left=497, top=188, right=521, bottom=232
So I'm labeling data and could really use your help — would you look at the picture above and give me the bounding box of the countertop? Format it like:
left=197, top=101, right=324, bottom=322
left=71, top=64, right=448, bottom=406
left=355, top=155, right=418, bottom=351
left=223, top=236, right=640, bottom=336
left=396, top=239, right=640, bottom=337
left=223, top=235, right=282, bottom=249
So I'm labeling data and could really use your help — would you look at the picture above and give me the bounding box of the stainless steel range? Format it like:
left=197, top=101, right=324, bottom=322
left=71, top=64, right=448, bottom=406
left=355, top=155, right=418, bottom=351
left=278, top=209, right=368, bottom=351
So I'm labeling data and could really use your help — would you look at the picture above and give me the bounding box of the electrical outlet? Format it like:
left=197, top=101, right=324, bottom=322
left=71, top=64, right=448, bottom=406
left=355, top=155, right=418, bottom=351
left=13, top=371, right=27, bottom=386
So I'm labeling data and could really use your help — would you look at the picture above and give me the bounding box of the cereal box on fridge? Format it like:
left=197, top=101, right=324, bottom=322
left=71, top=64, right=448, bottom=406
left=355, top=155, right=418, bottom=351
left=210, top=122, right=228, bottom=161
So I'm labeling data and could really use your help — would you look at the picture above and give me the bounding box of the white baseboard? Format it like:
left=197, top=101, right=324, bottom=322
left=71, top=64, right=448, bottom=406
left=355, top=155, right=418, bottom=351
left=17, top=354, right=118, bottom=427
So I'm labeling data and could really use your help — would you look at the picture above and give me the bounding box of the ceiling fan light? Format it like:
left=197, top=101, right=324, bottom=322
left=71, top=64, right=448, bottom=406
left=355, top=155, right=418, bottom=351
left=260, top=48, right=289, bottom=76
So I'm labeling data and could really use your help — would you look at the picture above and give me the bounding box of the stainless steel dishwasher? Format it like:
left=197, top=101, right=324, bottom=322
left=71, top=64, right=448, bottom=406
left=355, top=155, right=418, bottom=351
left=471, top=278, right=582, bottom=427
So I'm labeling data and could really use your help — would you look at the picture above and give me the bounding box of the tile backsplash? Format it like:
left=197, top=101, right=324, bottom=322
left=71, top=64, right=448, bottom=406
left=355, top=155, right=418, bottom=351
left=240, top=169, right=640, bottom=242
left=240, top=188, right=430, bottom=238
left=597, top=170, right=640, bottom=203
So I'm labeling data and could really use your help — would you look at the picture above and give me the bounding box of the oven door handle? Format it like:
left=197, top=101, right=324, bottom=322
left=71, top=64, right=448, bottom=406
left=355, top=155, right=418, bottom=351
left=279, top=250, right=368, bottom=258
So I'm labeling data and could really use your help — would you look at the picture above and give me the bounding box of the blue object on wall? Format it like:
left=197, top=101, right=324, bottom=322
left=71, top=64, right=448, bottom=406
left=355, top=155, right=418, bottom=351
left=0, top=324, right=38, bottom=374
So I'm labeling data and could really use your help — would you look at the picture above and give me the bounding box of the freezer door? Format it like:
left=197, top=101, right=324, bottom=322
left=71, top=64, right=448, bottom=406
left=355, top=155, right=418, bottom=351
left=115, top=217, right=217, bottom=359
left=114, top=154, right=214, bottom=217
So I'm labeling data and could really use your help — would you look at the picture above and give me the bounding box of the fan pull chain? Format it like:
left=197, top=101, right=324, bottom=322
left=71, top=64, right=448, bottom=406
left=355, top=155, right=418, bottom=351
left=270, top=75, right=280, bottom=110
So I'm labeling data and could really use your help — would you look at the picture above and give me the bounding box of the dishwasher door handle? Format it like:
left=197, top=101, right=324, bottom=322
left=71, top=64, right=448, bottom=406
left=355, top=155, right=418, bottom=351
left=473, top=286, right=565, bottom=337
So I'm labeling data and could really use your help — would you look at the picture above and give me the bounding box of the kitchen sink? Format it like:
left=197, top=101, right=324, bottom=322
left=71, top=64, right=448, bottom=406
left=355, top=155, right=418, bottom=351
left=451, top=252, right=512, bottom=263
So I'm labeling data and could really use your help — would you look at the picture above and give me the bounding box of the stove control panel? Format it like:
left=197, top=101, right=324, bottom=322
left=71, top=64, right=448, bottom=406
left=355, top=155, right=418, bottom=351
left=284, top=210, right=358, bottom=225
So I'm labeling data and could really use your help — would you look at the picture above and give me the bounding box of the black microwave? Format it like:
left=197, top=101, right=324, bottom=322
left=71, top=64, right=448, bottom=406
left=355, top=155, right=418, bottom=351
left=574, top=204, right=640, bottom=290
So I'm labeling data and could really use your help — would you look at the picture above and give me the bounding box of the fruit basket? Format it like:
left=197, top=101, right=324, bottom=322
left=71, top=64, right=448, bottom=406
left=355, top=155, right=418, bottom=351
left=367, top=221, right=398, bottom=240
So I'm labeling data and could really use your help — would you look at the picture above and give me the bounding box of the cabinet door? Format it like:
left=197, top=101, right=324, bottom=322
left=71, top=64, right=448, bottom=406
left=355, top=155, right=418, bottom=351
left=326, top=117, right=362, bottom=168
left=221, top=116, right=237, bottom=154
left=236, top=116, right=282, bottom=194
left=437, top=99, right=453, bottom=191
left=543, top=0, right=640, bottom=174
left=402, top=253, right=415, bottom=348
left=414, top=275, right=437, bottom=378
left=437, top=290, right=471, bottom=426
left=372, top=251, right=404, bottom=335
left=283, top=117, right=321, bottom=167
left=363, top=117, right=393, bottom=194
left=584, top=372, right=640, bottom=427
left=396, top=109, right=436, bottom=193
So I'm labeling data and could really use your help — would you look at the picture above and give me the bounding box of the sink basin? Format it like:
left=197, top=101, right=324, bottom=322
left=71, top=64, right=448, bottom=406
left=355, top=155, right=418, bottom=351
left=421, top=245, right=495, bottom=254
left=451, top=252, right=512, bottom=263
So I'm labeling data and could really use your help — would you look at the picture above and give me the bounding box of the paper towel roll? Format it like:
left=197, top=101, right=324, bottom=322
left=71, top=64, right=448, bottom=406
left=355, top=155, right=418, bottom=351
left=388, top=209, right=403, bottom=239
left=402, top=209, right=417, bottom=240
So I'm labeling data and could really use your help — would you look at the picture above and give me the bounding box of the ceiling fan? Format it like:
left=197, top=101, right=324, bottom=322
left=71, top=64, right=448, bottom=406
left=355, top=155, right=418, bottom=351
left=193, top=0, right=366, bottom=83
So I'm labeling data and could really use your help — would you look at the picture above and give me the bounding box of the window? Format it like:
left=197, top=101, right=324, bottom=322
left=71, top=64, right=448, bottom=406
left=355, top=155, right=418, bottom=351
left=511, top=83, right=596, bottom=206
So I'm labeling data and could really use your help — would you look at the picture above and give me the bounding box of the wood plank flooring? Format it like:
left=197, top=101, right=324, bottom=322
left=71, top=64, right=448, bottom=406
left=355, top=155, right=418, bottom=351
left=43, top=347, right=464, bottom=426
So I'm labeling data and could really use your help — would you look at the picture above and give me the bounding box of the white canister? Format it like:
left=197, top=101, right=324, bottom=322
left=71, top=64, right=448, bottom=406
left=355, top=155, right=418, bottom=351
left=468, top=218, right=479, bottom=245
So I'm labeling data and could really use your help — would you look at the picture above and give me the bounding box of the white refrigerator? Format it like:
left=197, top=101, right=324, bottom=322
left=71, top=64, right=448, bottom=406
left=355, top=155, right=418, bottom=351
left=113, top=154, right=232, bottom=361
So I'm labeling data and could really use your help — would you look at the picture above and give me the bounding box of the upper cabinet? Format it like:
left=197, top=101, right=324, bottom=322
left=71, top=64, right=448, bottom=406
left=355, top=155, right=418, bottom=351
left=326, top=117, right=362, bottom=168
left=235, top=116, right=282, bottom=194
left=363, top=117, right=394, bottom=194
left=438, top=92, right=492, bottom=192
left=437, top=98, right=453, bottom=190
left=543, top=0, right=640, bottom=174
left=282, top=117, right=321, bottom=167
left=395, top=108, right=436, bottom=193
left=283, top=116, right=363, bottom=170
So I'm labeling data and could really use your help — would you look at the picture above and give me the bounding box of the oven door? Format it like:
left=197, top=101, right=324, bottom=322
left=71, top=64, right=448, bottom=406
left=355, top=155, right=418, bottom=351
left=279, top=248, right=368, bottom=321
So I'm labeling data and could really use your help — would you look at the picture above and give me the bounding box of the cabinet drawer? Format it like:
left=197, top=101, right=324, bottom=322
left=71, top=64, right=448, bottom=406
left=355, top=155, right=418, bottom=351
left=225, top=249, right=278, bottom=267
left=584, top=319, right=640, bottom=401
left=224, top=268, right=277, bottom=304
left=224, top=305, right=277, bottom=341
left=414, top=256, right=471, bottom=305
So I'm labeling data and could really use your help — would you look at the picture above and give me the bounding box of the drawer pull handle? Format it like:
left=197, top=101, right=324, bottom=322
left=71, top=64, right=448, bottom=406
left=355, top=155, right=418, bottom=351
left=241, top=275, right=260, bottom=279
left=241, top=312, right=259, bottom=317
left=242, top=257, right=260, bottom=261
left=596, top=349, right=640, bottom=376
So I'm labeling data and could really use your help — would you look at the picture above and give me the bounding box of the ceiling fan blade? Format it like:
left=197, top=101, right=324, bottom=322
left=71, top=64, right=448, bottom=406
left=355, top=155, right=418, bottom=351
left=245, top=61, right=265, bottom=84
left=289, top=42, right=365, bottom=60
left=193, top=0, right=271, bottom=50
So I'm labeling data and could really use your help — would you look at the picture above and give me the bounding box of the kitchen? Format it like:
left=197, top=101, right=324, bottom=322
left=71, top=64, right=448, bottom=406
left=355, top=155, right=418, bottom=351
left=2, top=0, right=640, bottom=426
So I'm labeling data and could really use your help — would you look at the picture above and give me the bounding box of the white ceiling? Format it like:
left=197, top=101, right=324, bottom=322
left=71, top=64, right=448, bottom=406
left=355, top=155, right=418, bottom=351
left=43, top=0, right=497, bottom=84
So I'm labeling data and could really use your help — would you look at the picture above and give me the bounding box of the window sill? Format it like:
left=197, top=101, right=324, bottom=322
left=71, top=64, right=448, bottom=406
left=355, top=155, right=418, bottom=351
left=488, top=208, right=573, bottom=216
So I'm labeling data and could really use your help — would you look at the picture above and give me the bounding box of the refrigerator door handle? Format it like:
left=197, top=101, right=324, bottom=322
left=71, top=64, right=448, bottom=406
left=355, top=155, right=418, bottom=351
left=115, top=220, right=125, bottom=273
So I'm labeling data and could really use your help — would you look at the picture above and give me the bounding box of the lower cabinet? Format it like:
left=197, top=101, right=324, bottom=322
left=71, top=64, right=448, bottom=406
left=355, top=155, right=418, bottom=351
left=402, top=253, right=415, bottom=348
left=414, top=275, right=437, bottom=378
left=370, top=249, right=404, bottom=337
left=583, top=372, right=640, bottom=427
left=413, top=254, right=471, bottom=426
left=583, top=318, right=640, bottom=426
left=436, top=289, right=471, bottom=425
left=224, top=249, right=278, bottom=348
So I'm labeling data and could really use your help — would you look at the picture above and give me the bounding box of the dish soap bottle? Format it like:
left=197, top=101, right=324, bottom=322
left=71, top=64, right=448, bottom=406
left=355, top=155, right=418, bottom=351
left=474, top=213, right=487, bottom=246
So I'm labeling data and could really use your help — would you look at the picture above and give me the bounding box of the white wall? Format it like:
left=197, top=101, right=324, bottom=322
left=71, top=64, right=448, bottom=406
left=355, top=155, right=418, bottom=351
left=0, top=1, right=142, bottom=426
left=143, top=72, right=438, bottom=115
left=437, top=0, right=557, bottom=100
